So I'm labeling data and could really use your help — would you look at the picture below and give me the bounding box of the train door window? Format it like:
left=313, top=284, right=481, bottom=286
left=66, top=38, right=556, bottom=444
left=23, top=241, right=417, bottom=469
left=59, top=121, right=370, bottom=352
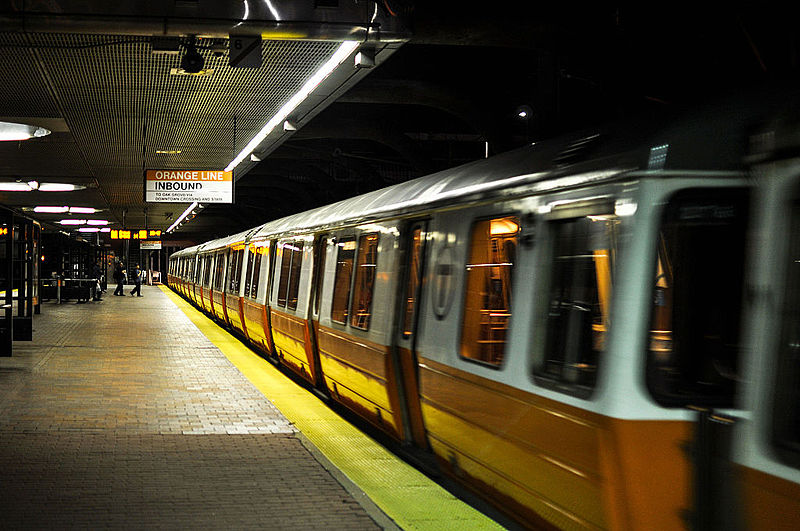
left=214, top=252, right=225, bottom=291
left=331, top=237, right=356, bottom=324
left=276, top=241, right=304, bottom=309
left=646, top=188, right=749, bottom=407
left=313, top=236, right=328, bottom=315
left=277, top=242, right=292, bottom=307
left=287, top=241, right=304, bottom=310
left=203, top=256, right=212, bottom=287
left=402, top=226, right=424, bottom=337
left=773, top=199, right=800, bottom=466
left=244, top=245, right=255, bottom=296
left=460, top=216, right=519, bottom=366
left=228, top=247, right=244, bottom=293
left=350, top=233, right=379, bottom=330
left=534, top=209, right=618, bottom=394
left=250, top=244, right=265, bottom=299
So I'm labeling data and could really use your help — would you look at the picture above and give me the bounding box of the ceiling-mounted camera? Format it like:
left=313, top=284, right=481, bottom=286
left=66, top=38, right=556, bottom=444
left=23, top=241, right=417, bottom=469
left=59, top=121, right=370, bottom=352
left=180, top=40, right=205, bottom=74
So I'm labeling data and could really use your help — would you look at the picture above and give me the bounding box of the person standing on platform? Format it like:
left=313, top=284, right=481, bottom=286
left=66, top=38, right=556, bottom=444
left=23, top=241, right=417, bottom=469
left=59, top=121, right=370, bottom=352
left=113, top=261, right=125, bottom=296
left=130, top=264, right=142, bottom=297
left=92, top=260, right=103, bottom=301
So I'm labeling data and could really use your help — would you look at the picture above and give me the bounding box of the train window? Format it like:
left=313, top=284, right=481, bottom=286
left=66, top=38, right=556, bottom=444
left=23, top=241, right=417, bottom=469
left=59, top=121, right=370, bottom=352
left=773, top=200, right=800, bottom=465
left=287, top=241, right=304, bottom=310
left=350, top=233, right=379, bottom=330
left=402, top=227, right=424, bottom=337
left=646, top=188, right=749, bottom=407
left=461, top=216, right=519, bottom=367
left=331, top=237, right=356, bottom=324
left=534, top=213, right=618, bottom=392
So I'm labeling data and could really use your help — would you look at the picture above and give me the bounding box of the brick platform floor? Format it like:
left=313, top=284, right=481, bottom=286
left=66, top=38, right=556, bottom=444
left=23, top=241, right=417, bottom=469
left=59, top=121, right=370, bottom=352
left=0, top=286, right=383, bottom=529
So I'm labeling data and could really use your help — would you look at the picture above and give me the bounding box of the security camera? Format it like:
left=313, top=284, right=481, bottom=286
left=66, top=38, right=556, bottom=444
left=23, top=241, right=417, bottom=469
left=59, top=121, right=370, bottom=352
left=181, top=42, right=205, bottom=73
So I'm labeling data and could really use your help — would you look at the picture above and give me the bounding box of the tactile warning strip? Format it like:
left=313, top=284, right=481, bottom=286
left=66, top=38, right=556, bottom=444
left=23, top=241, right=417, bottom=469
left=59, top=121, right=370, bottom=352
left=159, top=286, right=506, bottom=531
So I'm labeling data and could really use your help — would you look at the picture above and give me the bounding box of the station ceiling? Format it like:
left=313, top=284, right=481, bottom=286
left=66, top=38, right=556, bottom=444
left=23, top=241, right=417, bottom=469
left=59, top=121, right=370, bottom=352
left=0, top=4, right=792, bottom=246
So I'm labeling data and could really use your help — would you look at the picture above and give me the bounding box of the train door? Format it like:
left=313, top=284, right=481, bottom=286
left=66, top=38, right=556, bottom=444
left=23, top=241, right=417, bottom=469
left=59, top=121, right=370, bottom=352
left=307, top=233, right=329, bottom=389
left=208, top=253, right=219, bottom=317
left=392, top=221, right=430, bottom=448
left=732, top=160, right=800, bottom=529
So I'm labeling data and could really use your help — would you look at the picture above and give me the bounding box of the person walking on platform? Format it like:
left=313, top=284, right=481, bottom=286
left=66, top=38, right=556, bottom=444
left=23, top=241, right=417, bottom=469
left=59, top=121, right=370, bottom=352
left=113, top=261, right=125, bottom=296
left=130, top=264, right=142, bottom=297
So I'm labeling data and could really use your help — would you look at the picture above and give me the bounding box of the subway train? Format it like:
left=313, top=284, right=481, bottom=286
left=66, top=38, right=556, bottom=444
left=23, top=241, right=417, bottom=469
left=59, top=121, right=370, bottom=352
left=168, top=90, right=800, bottom=529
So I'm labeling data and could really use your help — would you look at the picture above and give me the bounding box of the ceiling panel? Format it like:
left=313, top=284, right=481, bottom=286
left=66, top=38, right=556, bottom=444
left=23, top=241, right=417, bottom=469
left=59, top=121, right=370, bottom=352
left=0, top=30, right=360, bottom=231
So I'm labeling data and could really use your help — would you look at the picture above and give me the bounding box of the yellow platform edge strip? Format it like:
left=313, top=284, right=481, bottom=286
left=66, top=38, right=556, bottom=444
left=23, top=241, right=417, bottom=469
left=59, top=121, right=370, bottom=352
left=159, top=286, right=505, bottom=531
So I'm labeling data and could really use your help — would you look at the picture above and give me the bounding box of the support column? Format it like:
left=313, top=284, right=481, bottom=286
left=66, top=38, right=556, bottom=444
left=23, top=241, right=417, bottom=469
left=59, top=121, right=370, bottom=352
left=1, top=209, right=14, bottom=356
left=14, top=217, right=33, bottom=340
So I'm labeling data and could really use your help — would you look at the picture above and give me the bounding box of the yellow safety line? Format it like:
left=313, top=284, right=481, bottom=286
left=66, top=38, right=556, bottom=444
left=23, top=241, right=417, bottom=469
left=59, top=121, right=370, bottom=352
left=159, top=285, right=505, bottom=531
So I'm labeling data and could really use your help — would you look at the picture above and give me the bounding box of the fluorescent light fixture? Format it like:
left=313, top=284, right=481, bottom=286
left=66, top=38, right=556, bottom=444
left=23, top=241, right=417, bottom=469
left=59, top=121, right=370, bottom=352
left=86, top=219, right=109, bottom=226
left=99, top=227, right=111, bottom=233
left=39, top=183, right=83, bottom=192
left=167, top=202, right=198, bottom=233
left=224, top=40, right=359, bottom=172
left=0, top=182, right=34, bottom=192
left=0, top=182, right=84, bottom=192
left=58, top=219, right=86, bottom=225
left=69, top=207, right=98, bottom=214
left=34, top=206, right=69, bottom=213
left=155, top=149, right=182, bottom=154
left=0, top=121, right=51, bottom=141
left=77, top=227, right=100, bottom=233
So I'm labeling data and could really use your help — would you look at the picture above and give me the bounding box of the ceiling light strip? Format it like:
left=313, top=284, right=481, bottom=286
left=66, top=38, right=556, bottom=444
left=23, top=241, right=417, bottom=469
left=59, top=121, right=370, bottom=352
left=224, top=40, right=359, bottom=173
left=167, top=202, right=198, bottom=233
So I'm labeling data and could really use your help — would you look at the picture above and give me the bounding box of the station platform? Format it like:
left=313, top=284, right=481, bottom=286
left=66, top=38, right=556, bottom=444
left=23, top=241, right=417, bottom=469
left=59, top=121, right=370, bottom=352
left=0, top=284, right=505, bottom=530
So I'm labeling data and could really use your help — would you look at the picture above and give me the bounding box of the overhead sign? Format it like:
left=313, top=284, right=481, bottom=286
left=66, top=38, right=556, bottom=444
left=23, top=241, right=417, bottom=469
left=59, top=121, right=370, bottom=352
left=140, top=240, right=162, bottom=250
left=110, top=229, right=162, bottom=240
left=144, top=170, right=233, bottom=204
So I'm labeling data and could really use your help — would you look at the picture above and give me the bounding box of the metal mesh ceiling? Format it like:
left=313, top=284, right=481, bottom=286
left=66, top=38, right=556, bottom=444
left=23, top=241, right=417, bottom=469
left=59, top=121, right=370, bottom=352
left=0, top=32, right=340, bottom=225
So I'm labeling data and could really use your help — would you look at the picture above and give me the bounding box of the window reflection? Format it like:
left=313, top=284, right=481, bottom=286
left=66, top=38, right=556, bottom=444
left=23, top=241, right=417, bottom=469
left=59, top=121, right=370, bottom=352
left=537, top=214, right=618, bottom=389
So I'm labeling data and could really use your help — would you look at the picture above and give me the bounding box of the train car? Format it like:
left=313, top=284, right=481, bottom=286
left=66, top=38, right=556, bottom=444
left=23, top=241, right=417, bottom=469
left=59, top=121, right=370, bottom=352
left=728, top=116, right=800, bottom=530
left=168, top=91, right=800, bottom=529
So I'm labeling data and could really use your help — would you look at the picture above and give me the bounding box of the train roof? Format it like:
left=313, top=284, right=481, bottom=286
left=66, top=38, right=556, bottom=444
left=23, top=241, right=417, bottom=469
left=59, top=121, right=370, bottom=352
left=172, top=85, right=800, bottom=255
